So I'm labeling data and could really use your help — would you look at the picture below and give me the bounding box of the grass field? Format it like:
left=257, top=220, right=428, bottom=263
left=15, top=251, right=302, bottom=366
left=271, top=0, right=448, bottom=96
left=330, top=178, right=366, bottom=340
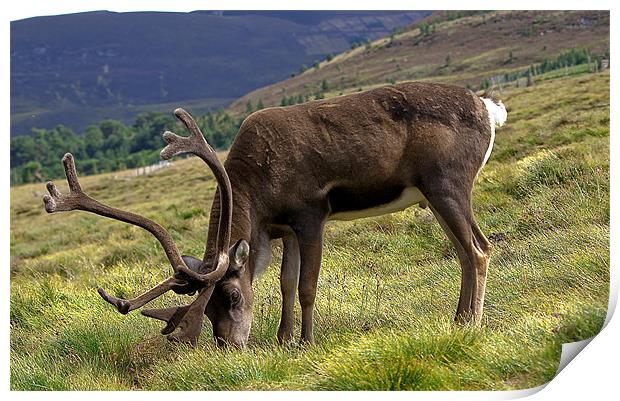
left=10, top=70, right=610, bottom=390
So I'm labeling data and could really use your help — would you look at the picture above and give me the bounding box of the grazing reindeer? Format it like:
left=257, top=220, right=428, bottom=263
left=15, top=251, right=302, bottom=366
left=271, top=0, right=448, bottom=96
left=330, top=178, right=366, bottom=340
left=44, top=82, right=507, bottom=347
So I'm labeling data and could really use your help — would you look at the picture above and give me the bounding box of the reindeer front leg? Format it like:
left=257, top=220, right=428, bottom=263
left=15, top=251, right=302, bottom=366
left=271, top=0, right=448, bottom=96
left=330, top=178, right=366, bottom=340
left=295, top=218, right=325, bottom=344
left=277, top=234, right=300, bottom=344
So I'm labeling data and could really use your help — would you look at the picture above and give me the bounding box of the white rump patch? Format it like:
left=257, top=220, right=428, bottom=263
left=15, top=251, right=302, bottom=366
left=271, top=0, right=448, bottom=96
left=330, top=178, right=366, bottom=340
left=480, top=98, right=508, bottom=168
left=482, top=97, right=507, bottom=128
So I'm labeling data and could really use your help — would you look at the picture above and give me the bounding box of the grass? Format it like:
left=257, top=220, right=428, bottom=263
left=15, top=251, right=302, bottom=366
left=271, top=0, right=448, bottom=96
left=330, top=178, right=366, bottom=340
left=10, top=70, right=609, bottom=390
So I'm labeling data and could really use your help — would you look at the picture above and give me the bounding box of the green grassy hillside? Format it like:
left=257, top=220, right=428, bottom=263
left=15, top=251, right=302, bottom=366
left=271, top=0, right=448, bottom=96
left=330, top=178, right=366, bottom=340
left=10, top=69, right=609, bottom=390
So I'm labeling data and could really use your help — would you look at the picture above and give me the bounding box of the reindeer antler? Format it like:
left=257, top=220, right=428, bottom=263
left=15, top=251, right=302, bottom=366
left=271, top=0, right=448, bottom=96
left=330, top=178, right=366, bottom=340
left=45, top=153, right=190, bottom=272
left=142, top=285, right=215, bottom=345
left=125, top=108, right=237, bottom=345
left=44, top=153, right=200, bottom=314
left=160, top=108, right=233, bottom=285
left=43, top=108, right=234, bottom=346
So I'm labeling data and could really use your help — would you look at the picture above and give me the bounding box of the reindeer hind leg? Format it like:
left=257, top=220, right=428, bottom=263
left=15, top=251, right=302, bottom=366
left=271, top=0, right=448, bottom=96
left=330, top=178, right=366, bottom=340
left=422, top=188, right=491, bottom=324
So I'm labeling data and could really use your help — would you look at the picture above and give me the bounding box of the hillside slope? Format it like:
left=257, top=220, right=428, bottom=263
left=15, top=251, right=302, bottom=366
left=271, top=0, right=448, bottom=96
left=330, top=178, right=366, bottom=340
left=11, top=10, right=428, bottom=135
left=229, top=10, right=609, bottom=113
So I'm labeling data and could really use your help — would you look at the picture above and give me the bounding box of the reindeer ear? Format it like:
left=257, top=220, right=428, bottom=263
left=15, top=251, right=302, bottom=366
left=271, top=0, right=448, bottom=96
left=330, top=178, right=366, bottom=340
left=228, top=239, right=250, bottom=272
left=181, top=255, right=203, bottom=273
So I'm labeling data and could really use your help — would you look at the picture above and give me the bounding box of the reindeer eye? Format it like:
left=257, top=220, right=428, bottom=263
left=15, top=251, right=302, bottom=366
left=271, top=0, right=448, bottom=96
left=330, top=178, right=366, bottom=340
left=229, top=288, right=243, bottom=307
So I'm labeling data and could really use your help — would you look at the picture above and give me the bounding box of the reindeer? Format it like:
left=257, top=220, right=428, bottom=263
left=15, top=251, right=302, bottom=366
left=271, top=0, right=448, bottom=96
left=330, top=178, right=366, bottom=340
left=43, top=82, right=507, bottom=347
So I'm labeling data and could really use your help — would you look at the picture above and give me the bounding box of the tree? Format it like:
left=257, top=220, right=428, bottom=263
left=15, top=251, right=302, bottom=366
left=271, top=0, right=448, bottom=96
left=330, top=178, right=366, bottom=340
left=22, top=161, right=42, bottom=183
left=419, top=22, right=430, bottom=36
left=131, top=112, right=172, bottom=152
left=10, top=135, right=38, bottom=167
left=321, top=79, right=329, bottom=92
left=526, top=70, right=535, bottom=87
left=100, top=120, right=131, bottom=157
left=80, top=159, right=100, bottom=175
left=84, top=125, right=104, bottom=157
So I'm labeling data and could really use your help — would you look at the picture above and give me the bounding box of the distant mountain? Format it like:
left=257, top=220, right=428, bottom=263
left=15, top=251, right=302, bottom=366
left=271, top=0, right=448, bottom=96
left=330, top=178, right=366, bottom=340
left=10, top=10, right=430, bottom=135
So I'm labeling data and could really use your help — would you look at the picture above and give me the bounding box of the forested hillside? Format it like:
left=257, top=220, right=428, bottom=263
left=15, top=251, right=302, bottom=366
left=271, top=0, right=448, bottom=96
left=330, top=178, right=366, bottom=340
left=10, top=110, right=241, bottom=185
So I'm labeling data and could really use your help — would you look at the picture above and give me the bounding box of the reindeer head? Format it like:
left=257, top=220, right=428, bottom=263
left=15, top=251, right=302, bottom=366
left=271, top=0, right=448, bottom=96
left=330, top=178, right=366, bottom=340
left=175, top=238, right=253, bottom=347
left=43, top=108, right=252, bottom=347
left=203, top=239, right=253, bottom=347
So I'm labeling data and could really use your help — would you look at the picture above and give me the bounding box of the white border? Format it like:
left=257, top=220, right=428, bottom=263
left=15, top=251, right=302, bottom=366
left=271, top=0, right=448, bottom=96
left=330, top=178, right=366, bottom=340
left=3, top=1, right=617, bottom=399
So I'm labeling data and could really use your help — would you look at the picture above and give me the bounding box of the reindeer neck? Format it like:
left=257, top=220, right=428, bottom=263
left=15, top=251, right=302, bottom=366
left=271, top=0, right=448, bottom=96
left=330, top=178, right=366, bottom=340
left=202, top=182, right=253, bottom=265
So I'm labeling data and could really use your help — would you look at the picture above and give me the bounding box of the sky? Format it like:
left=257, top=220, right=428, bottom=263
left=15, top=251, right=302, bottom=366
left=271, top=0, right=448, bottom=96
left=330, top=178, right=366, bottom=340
left=7, top=0, right=612, bottom=21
